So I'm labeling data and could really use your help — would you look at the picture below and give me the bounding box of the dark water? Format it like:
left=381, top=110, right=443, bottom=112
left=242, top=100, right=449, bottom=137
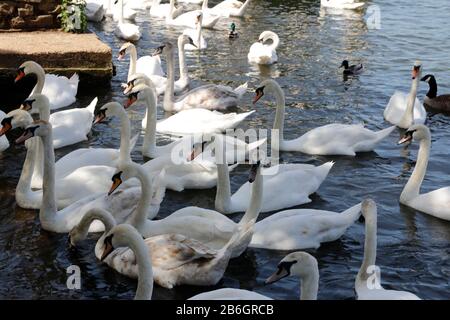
left=1, top=0, right=450, bottom=299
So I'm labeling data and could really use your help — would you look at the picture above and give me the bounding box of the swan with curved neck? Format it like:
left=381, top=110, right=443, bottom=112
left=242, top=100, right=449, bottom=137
left=384, top=61, right=426, bottom=129
left=182, top=12, right=207, bottom=50
left=114, top=0, right=141, bottom=41
left=158, top=41, right=248, bottom=112
left=253, top=79, right=396, bottom=156
left=150, top=0, right=181, bottom=18
left=212, top=134, right=333, bottom=213
left=248, top=31, right=279, bottom=65
left=118, top=42, right=164, bottom=79
left=190, top=251, right=319, bottom=300
left=12, top=120, right=145, bottom=212
left=15, top=61, right=78, bottom=110
left=108, top=158, right=261, bottom=258
left=166, top=3, right=221, bottom=29
left=355, top=199, right=421, bottom=300
left=397, top=125, right=450, bottom=221
left=202, top=0, right=253, bottom=17
left=16, top=121, right=136, bottom=231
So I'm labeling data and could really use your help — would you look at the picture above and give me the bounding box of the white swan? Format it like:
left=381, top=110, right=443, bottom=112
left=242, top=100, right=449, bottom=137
left=16, top=61, right=78, bottom=111
left=126, top=82, right=265, bottom=159
left=12, top=121, right=155, bottom=232
left=118, top=42, right=164, bottom=78
left=0, top=110, right=10, bottom=151
left=182, top=12, right=207, bottom=50
left=178, top=0, right=203, bottom=4
left=158, top=41, right=248, bottom=112
left=105, top=0, right=138, bottom=20
left=166, top=3, right=220, bottom=29
left=355, top=199, right=421, bottom=300
left=150, top=0, right=181, bottom=18
left=250, top=202, right=361, bottom=250
left=12, top=120, right=139, bottom=209
left=122, top=35, right=194, bottom=95
left=248, top=31, right=279, bottom=65
left=384, top=61, right=426, bottom=129
left=202, top=0, right=253, bottom=18
left=108, top=160, right=262, bottom=258
left=86, top=1, right=105, bottom=22
left=21, top=94, right=96, bottom=149
left=79, top=219, right=253, bottom=289
left=190, top=251, right=319, bottom=300
left=212, top=136, right=333, bottom=213
left=398, top=125, right=450, bottom=221
left=320, top=0, right=364, bottom=10
left=114, top=0, right=141, bottom=41
left=254, top=79, right=396, bottom=156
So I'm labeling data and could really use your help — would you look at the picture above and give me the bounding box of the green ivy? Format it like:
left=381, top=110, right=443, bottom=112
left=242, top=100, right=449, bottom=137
left=59, top=0, right=87, bottom=33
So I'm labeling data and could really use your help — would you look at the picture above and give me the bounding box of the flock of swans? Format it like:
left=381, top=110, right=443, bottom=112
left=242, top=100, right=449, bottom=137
left=0, top=0, right=449, bottom=300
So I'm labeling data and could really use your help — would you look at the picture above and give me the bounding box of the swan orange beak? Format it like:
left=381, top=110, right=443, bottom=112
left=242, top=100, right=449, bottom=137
left=0, top=122, right=11, bottom=136
left=15, top=129, right=33, bottom=144
left=15, top=70, right=25, bottom=82
left=398, top=133, right=413, bottom=145
left=93, top=113, right=105, bottom=125
left=253, top=91, right=264, bottom=104
left=100, top=240, right=114, bottom=261
left=124, top=95, right=137, bottom=109
left=108, top=177, right=122, bottom=196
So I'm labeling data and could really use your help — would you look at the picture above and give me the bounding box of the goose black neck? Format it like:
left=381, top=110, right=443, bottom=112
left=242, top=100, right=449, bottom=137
left=426, top=76, right=437, bottom=98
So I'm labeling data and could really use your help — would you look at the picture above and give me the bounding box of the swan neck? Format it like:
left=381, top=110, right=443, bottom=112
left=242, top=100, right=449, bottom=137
left=118, top=0, right=124, bottom=23
left=32, top=66, right=45, bottom=94
left=40, top=129, right=57, bottom=225
left=78, top=209, right=116, bottom=239
left=202, top=0, right=209, bottom=10
left=400, top=136, right=430, bottom=202
left=240, top=168, right=263, bottom=225
left=16, top=138, right=37, bottom=200
left=177, top=37, right=189, bottom=87
left=238, top=0, right=252, bottom=15
left=272, top=84, right=285, bottom=143
left=118, top=109, right=132, bottom=163
left=163, top=48, right=175, bottom=111
left=357, top=213, right=378, bottom=285
left=128, top=46, right=138, bottom=80
left=300, top=267, right=319, bottom=300
left=130, top=235, right=153, bottom=300
left=128, top=166, right=153, bottom=231
left=37, top=100, right=50, bottom=121
left=142, top=89, right=157, bottom=157
left=215, top=142, right=232, bottom=212
left=268, top=33, right=280, bottom=51
left=401, top=76, right=420, bottom=126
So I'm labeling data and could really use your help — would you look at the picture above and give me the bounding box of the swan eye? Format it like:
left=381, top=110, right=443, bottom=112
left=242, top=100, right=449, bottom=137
left=119, top=49, right=125, bottom=56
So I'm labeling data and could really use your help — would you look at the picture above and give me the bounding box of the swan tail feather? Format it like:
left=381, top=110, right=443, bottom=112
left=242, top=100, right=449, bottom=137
left=233, top=110, right=255, bottom=124
left=340, top=202, right=362, bottom=223
left=315, top=161, right=334, bottom=182
left=246, top=137, right=267, bottom=153
left=86, top=97, right=98, bottom=114
left=374, top=126, right=396, bottom=142
left=220, top=218, right=255, bottom=255
left=233, top=82, right=248, bottom=100
left=69, top=73, right=80, bottom=92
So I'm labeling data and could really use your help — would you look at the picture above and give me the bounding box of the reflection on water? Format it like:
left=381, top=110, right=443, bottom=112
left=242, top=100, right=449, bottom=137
left=0, top=0, right=449, bottom=299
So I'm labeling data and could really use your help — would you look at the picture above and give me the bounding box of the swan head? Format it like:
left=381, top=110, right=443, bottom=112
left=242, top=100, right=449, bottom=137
left=195, top=11, right=203, bottom=25
left=266, top=251, right=318, bottom=284
left=124, top=83, right=156, bottom=109
left=411, top=60, right=422, bottom=80
left=100, top=224, right=144, bottom=261
left=361, top=198, right=377, bottom=224
left=94, top=102, right=123, bottom=124
left=257, top=31, right=278, bottom=44
left=15, top=61, right=44, bottom=82
left=420, top=74, right=434, bottom=83
left=0, top=109, right=33, bottom=136
left=19, top=94, right=49, bottom=115
left=398, top=124, right=430, bottom=145
left=248, top=160, right=261, bottom=183
left=108, top=161, right=144, bottom=196
left=179, top=34, right=196, bottom=48
left=152, top=42, right=173, bottom=57
left=118, top=42, right=135, bottom=60
left=15, top=120, right=50, bottom=144
left=253, top=79, right=281, bottom=104
left=123, top=73, right=153, bottom=95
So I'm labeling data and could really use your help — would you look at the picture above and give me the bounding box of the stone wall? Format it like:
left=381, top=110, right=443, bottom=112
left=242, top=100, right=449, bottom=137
left=0, top=0, right=60, bottom=30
